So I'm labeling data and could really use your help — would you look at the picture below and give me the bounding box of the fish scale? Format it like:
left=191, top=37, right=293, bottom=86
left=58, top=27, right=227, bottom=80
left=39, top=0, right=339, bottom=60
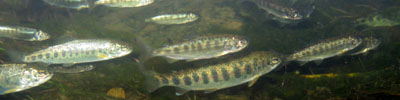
left=142, top=51, right=282, bottom=95
left=22, top=39, right=132, bottom=65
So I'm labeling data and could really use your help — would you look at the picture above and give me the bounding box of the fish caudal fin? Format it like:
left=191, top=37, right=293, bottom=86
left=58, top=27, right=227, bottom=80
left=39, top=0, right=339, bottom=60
left=5, top=49, right=25, bottom=63
left=135, top=36, right=154, bottom=63
left=136, top=61, right=162, bottom=93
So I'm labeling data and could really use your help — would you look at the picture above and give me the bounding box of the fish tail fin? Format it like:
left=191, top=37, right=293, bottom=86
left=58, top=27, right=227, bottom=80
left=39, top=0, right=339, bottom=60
left=134, top=36, right=154, bottom=63
left=5, top=49, right=25, bottom=63
left=144, top=19, right=152, bottom=22
left=136, top=61, right=163, bottom=93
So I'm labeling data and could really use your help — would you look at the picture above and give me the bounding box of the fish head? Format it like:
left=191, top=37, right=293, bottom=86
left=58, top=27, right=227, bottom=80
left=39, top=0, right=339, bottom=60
left=282, top=9, right=303, bottom=20
left=20, top=68, right=53, bottom=90
left=225, top=35, right=249, bottom=51
left=32, top=30, right=50, bottom=41
left=109, top=41, right=133, bottom=57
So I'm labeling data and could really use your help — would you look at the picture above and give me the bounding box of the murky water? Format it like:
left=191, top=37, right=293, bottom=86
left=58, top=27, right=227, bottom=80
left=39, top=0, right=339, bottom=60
left=0, top=0, right=400, bottom=99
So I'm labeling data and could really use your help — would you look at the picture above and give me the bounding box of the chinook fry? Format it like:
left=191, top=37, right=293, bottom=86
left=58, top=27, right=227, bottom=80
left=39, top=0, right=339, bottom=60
left=145, top=13, right=198, bottom=24
left=140, top=51, right=281, bottom=95
left=95, top=0, right=154, bottom=7
left=286, top=36, right=362, bottom=65
left=0, top=26, right=50, bottom=41
left=0, top=64, right=52, bottom=95
left=21, top=39, right=132, bottom=66
left=138, top=34, right=249, bottom=63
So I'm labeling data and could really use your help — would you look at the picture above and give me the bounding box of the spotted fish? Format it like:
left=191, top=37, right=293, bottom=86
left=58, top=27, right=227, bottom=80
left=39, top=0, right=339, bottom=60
left=145, top=13, right=198, bottom=24
left=139, top=51, right=281, bottom=95
left=95, top=0, right=154, bottom=7
left=244, top=0, right=314, bottom=24
left=137, top=34, right=248, bottom=63
left=42, top=0, right=92, bottom=10
left=355, top=15, right=400, bottom=27
left=349, top=36, right=380, bottom=55
left=49, top=64, right=95, bottom=73
left=21, top=39, right=132, bottom=66
left=0, top=26, right=50, bottom=41
left=286, top=36, right=362, bottom=65
left=0, top=64, right=52, bottom=95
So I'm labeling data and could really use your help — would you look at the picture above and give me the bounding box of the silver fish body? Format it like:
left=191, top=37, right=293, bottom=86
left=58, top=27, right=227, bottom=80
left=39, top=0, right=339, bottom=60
left=150, top=34, right=248, bottom=62
left=350, top=36, right=381, bottom=55
left=287, top=36, right=362, bottom=63
left=0, top=64, right=52, bottom=95
left=250, top=0, right=303, bottom=20
left=95, top=0, right=154, bottom=7
left=0, top=26, right=50, bottom=41
left=142, top=51, right=282, bottom=95
left=49, top=64, right=95, bottom=73
left=145, top=13, right=198, bottom=24
left=42, top=0, right=90, bottom=10
left=22, top=39, right=132, bottom=65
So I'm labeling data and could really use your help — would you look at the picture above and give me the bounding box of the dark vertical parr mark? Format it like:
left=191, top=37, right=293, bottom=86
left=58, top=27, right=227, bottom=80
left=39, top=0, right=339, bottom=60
left=234, top=66, right=241, bottom=78
left=173, top=48, right=179, bottom=54
left=192, top=73, right=199, bottom=82
left=221, top=68, right=230, bottom=81
left=38, top=54, right=43, bottom=59
left=161, top=76, right=169, bottom=84
left=62, top=50, right=66, bottom=57
left=211, top=69, right=219, bottom=82
left=201, top=72, right=209, bottom=84
left=184, top=45, right=189, bottom=52
left=184, top=76, right=192, bottom=86
left=172, top=76, right=180, bottom=85
left=45, top=53, right=50, bottom=59
left=54, top=52, right=58, bottom=58
left=245, top=64, right=252, bottom=74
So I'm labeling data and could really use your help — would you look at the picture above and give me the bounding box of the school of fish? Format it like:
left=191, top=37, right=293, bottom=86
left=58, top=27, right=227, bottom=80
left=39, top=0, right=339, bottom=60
left=0, top=0, right=385, bottom=97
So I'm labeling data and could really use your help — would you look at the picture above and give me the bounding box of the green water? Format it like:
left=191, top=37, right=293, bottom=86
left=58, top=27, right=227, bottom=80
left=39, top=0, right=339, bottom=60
left=1, top=0, right=400, bottom=99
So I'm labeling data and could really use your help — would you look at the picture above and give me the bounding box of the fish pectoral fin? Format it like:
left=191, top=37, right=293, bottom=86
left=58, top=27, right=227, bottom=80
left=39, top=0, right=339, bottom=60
left=166, top=58, right=179, bottom=63
left=203, top=89, right=219, bottom=94
left=175, top=87, right=189, bottom=96
left=97, top=53, right=109, bottom=58
left=314, top=59, right=323, bottom=65
left=248, top=75, right=260, bottom=87
left=62, top=63, right=75, bottom=67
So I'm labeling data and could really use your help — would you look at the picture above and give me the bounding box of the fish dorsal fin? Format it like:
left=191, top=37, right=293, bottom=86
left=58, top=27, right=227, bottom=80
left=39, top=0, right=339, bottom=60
left=248, top=75, right=260, bottom=87
left=175, top=87, right=189, bottom=96
left=314, top=59, right=323, bottom=65
left=203, top=89, right=218, bottom=94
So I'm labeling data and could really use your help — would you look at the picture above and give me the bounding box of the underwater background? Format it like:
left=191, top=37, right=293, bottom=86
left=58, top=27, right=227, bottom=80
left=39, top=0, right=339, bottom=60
left=0, top=0, right=400, bottom=99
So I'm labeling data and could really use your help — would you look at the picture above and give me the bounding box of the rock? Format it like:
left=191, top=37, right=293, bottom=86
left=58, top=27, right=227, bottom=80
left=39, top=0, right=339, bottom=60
left=107, top=87, right=126, bottom=99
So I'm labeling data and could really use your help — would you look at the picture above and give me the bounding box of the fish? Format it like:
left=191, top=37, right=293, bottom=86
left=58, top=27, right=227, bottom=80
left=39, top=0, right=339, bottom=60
left=0, top=26, right=50, bottom=41
left=42, top=0, right=92, bottom=10
left=349, top=36, right=381, bottom=55
left=145, top=13, right=198, bottom=24
left=48, top=64, right=95, bottom=73
left=20, top=39, right=132, bottom=66
left=355, top=15, right=400, bottom=27
left=137, top=34, right=249, bottom=63
left=95, top=0, right=154, bottom=7
left=0, top=64, right=53, bottom=95
left=244, top=0, right=314, bottom=24
left=138, top=51, right=282, bottom=95
left=286, top=36, right=362, bottom=65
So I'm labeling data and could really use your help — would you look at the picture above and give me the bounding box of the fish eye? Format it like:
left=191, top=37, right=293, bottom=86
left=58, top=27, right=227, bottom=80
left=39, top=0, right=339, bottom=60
left=271, top=57, right=280, bottom=64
